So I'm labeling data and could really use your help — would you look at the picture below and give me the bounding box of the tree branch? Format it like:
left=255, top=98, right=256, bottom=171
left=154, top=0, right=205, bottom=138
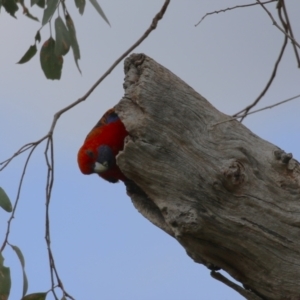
left=0, top=145, right=37, bottom=252
left=0, top=1, right=171, bottom=298
left=256, top=0, right=300, bottom=49
left=210, top=271, right=263, bottom=300
left=195, top=0, right=276, bottom=27
left=210, top=93, right=300, bottom=127
left=280, top=0, right=300, bottom=67
left=232, top=35, right=287, bottom=120
left=233, top=1, right=290, bottom=121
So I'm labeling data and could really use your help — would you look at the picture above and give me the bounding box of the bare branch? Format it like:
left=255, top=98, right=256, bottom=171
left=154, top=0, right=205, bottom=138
left=48, top=0, right=170, bottom=136
left=233, top=1, right=295, bottom=121
left=281, top=0, right=300, bottom=67
left=211, top=93, right=300, bottom=127
left=210, top=271, right=263, bottom=300
left=256, top=0, right=300, bottom=49
left=195, top=0, right=276, bottom=27
left=233, top=35, right=287, bottom=120
left=0, top=136, right=47, bottom=171
left=0, top=145, right=37, bottom=252
left=246, top=93, right=300, bottom=115
left=1, top=1, right=171, bottom=298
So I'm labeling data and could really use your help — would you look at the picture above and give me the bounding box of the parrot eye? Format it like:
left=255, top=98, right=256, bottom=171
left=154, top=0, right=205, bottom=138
left=86, top=150, right=94, bottom=158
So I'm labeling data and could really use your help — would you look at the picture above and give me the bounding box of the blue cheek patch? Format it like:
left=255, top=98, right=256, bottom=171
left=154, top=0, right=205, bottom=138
left=97, top=145, right=115, bottom=169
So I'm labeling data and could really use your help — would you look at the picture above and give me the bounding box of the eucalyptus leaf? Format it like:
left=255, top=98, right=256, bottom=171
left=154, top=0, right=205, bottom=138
left=0, top=187, right=12, bottom=212
left=0, top=252, right=11, bottom=300
left=25, top=11, right=39, bottom=21
left=2, top=0, right=18, bottom=18
left=42, top=0, right=59, bottom=25
left=31, top=0, right=44, bottom=7
left=17, top=45, right=37, bottom=64
left=40, top=37, right=63, bottom=80
left=88, top=0, right=110, bottom=25
left=22, top=292, right=47, bottom=300
left=35, top=31, right=41, bottom=43
left=10, top=244, right=28, bottom=297
left=36, top=0, right=45, bottom=8
left=75, top=0, right=85, bottom=15
left=54, top=16, right=71, bottom=56
left=65, top=12, right=81, bottom=73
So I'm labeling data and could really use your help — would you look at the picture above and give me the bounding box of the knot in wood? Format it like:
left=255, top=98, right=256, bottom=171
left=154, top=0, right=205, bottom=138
left=273, top=149, right=293, bottom=164
left=273, top=149, right=296, bottom=172
left=222, top=160, right=245, bottom=191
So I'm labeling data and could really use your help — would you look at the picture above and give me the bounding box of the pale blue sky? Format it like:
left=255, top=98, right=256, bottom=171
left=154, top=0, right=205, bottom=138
left=1, top=1, right=300, bottom=299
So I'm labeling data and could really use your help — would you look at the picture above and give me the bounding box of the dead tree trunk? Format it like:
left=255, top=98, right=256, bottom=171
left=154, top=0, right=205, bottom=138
left=115, top=53, right=300, bottom=300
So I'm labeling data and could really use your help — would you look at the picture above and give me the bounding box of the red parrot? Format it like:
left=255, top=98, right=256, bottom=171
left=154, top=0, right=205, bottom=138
left=77, top=108, right=128, bottom=183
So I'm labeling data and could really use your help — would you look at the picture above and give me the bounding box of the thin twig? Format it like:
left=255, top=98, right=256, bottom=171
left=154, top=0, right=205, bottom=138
left=211, top=93, right=300, bottom=127
left=233, top=37, right=287, bottom=121
left=246, top=93, right=300, bottom=115
left=44, top=137, right=61, bottom=300
left=0, top=136, right=47, bottom=170
left=256, top=0, right=300, bottom=49
left=210, top=271, right=263, bottom=300
left=195, top=0, right=276, bottom=26
left=233, top=1, right=290, bottom=121
left=0, top=145, right=37, bottom=252
left=281, top=0, right=300, bottom=67
left=48, top=0, right=171, bottom=136
left=233, top=36, right=287, bottom=120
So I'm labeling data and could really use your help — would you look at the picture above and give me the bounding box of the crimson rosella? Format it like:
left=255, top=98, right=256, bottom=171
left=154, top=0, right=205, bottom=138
left=77, top=108, right=128, bottom=183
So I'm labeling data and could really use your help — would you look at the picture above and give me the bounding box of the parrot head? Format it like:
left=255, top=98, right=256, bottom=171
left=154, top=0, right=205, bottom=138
left=78, top=145, right=115, bottom=175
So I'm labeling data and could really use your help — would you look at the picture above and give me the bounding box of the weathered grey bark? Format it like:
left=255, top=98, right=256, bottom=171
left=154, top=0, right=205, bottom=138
left=115, top=53, right=300, bottom=300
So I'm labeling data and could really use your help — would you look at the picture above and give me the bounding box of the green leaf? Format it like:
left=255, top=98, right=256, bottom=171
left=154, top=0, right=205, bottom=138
left=17, top=45, right=37, bottom=64
left=24, top=10, right=39, bottom=21
left=0, top=252, right=11, bottom=300
left=0, top=187, right=12, bottom=213
left=35, top=30, right=41, bottom=43
left=22, top=292, right=47, bottom=300
left=18, top=0, right=38, bottom=21
left=31, top=0, right=44, bottom=8
left=41, top=0, right=59, bottom=25
left=2, top=0, right=18, bottom=18
left=65, top=12, right=81, bottom=73
left=74, top=0, right=85, bottom=15
left=40, top=37, right=63, bottom=80
left=54, top=16, right=70, bottom=56
left=89, top=0, right=110, bottom=25
left=10, top=245, right=28, bottom=297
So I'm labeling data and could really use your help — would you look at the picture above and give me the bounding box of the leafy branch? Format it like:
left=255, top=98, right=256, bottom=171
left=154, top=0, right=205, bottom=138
left=3, top=0, right=110, bottom=79
left=0, top=1, right=170, bottom=299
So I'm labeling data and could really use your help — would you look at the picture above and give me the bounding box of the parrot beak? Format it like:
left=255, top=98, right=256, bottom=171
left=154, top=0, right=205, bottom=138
left=94, top=161, right=108, bottom=173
